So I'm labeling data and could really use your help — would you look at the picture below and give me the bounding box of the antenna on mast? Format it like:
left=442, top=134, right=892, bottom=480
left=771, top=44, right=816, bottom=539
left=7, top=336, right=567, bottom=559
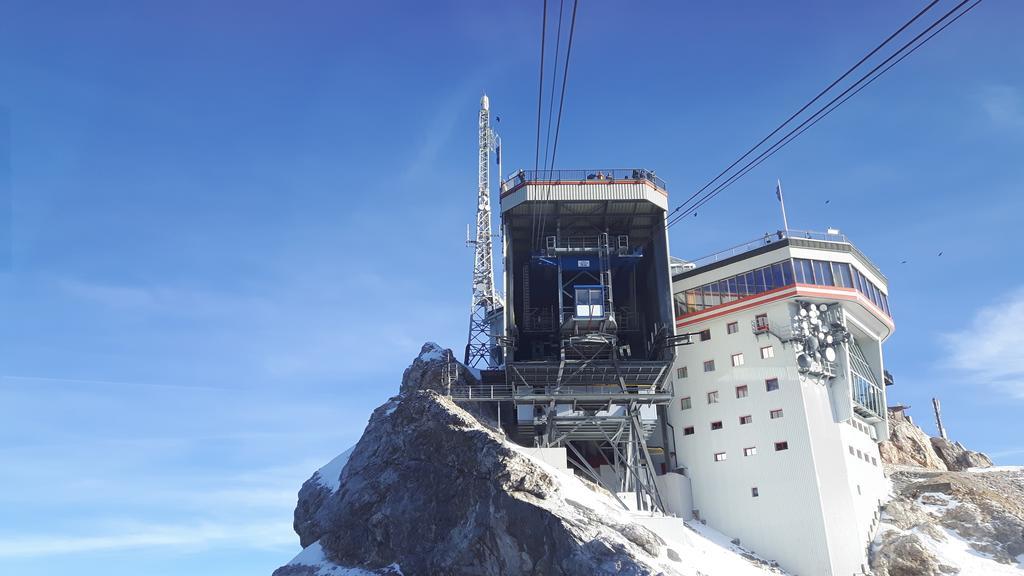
left=465, top=94, right=504, bottom=368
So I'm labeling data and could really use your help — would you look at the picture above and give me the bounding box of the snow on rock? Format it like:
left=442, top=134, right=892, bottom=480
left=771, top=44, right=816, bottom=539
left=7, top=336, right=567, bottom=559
left=398, top=342, right=476, bottom=396
left=279, top=389, right=785, bottom=576
left=313, top=447, right=354, bottom=493
left=276, top=540, right=399, bottom=576
left=276, top=343, right=792, bottom=575
left=872, top=466, right=1024, bottom=575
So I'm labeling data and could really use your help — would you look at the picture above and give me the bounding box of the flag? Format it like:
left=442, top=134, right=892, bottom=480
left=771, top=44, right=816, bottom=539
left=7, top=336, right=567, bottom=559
left=776, top=181, right=783, bottom=202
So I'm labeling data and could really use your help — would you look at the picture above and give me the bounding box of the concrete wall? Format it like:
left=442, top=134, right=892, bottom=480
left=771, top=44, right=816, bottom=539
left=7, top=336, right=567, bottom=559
left=666, top=279, right=892, bottom=576
left=653, top=471, right=693, bottom=520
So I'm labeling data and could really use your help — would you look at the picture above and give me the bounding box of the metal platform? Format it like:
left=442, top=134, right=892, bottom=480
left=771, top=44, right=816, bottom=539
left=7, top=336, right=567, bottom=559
left=507, top=361, right=670, bottom=390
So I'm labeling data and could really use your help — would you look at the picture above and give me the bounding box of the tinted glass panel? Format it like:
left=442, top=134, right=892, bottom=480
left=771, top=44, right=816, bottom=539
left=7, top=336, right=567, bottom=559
left=735, top=273, right=748, bottom=297
left=800, top=259, right=816, bottom=284
left=719, top=280, right=733, bottom=303
left=771, top=263, right=784, bottom=288
left=753, top=269, right=767, bottom=293
left=782, top=260, right=795, bottom=285
left=835, top=262, right=853, bottom=288
left=815, top=260, right=834, bottom=286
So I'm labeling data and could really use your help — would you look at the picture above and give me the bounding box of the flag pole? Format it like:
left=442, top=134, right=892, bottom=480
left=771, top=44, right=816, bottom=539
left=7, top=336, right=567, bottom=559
left=776, top=179, right=790, bottom=235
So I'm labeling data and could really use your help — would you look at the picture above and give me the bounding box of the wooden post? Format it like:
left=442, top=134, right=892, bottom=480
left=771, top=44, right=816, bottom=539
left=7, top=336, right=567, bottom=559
left=932, top=397, right=947, bottom=440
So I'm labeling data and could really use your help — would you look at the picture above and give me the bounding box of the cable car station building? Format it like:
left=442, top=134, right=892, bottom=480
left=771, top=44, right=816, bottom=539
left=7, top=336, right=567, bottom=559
left=454, top=164, right=895, bottom=576
left=665, top=230, right=894, bottom=576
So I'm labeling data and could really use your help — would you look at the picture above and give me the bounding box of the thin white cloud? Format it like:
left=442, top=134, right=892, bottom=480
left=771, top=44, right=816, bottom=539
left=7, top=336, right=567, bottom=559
left=977, top=85, right=1024, bottom=129
left=942, top=286, right=1024, bottom=399
left=0, top=520, right=295, bottom=558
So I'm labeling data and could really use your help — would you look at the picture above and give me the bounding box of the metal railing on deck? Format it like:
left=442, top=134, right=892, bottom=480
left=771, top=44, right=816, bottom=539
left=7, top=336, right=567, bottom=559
left=500, top=168, right=667, bottom=191
left=449, top=384, right=515, bottom=401
left=687, top=229, right=850, bottom=269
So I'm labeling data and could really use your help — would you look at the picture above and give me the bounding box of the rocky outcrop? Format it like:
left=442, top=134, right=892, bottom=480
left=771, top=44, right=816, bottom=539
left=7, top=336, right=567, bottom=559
left=872, top=532, right=949, bottom=576
left=871, top=467, right=1024, bottom=574
left=280, top=390, right=678, bottom=575
left=399, top=341, right=477, bottom=395
left=276, top=341, right=693, bottom=576
left=878, top=411, right=948, bottom=471
left=930, top=437, right=994, bottom=471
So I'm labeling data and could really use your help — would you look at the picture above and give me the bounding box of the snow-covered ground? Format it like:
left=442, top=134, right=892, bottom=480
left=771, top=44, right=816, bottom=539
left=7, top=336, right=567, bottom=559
left=874, top=491, right=1024, bottom=575
left=286, top=430, right=783, bottom=576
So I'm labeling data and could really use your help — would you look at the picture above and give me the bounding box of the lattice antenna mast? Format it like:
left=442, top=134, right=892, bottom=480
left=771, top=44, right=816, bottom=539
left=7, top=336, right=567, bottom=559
left=465, top=94, right=504, bottom=367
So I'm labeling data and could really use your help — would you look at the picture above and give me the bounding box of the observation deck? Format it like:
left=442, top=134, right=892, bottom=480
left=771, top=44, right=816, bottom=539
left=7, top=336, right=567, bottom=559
left=499, top=168, right=669, bottom=212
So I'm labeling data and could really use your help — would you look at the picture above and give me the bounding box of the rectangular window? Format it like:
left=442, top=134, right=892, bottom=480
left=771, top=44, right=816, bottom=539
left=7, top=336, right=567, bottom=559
left=736, top=272, right=748, bottom=297
left=775, top=441, right=789, bottom=451
left=704, top=360, right=716, bottom=372
left=707, top=391, right=719, bottom=404
left=834, top=262, right=853, bottom=288
left=683, top=426, right=695, bottom=436
left=680, top=397, right=692, bottom=410
left=770, top=409, right=783, bottom=419
left=794, top=258, right=811, bottom=282
left=719, top=279, right=734, bottom=303
left=753, top=268, right=767, bottom=293
left=814, top=260, right=834, bottom=286
left=856, top=449, right=863, bottom=459
left=736, top=385, right=748, bottom=398
left=704, top=283, right=720, bottom=308
left=751, top=486, right=759, bottom=497
left=872, top=456, right=878, bottom=466
left=700, top=329, right=711, bottom=342
left=727, top=321, right=738, bottom=334
left=760, top=345, right=774, bottom=359
left=731, top=353, right=745, bottom=367
left=711, top=421, right=723, bottom=430
left=714, top=452, right=727, bottom=462
left=754, top=313, right=769, bottom=332
left=765, top=378, right=780, bottom=392
left=782, top=260, right=795, bottom=285
left=771, top=262, right=785, bottom=288
left=849, top=446, right=855, bottom=455
left=677, top=366, right=688, bottom=379
left=744, top=447, right=757, bottom=457
left=762, top=265, right=775, bottom=290
left=739, top=415, right=752, bottom=425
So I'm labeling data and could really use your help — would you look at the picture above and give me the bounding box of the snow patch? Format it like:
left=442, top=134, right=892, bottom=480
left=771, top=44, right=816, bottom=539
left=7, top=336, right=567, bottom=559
left=416, top=343, right=445, bottom=362
left=315, top=447, right=355, bottom=493
left=507, top=438, right=782, bottom=575
left=286, top=540, right=401, bottom=576
left=875, top=491, right=1024, bottom=576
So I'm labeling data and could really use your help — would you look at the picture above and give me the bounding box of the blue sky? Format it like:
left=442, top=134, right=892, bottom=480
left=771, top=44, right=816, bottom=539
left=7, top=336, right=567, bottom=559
left=1, top=1, right=1022, bottom=574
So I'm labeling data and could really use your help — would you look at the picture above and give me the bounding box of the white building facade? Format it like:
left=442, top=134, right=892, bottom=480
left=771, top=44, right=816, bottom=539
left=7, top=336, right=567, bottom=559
left=664, top=231, right=894, bottom=576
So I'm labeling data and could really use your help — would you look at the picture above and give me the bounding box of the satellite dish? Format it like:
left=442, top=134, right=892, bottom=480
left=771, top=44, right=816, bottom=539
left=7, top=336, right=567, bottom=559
left=825, top=347, right=837, bottom=362
left=799, top=308, right=808, bottom=317
left=826, top=334, right=834, bottom=344
left=819, top=304, right=828, bottom=312
left=797, top=354, right=812, bottom=369
left=806, top=337, right=819, bottom=352
left=809, top=308, right=819, bottom=318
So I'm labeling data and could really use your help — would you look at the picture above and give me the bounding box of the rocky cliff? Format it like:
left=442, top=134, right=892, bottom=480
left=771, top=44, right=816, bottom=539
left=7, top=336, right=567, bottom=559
left=871, top=407, right=1020, bottom=575
left=871, top=466, right=1024, bottom=575
left=878, top=409, right=992, bottom=472
left=275, top=343, right=784, bottom=576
